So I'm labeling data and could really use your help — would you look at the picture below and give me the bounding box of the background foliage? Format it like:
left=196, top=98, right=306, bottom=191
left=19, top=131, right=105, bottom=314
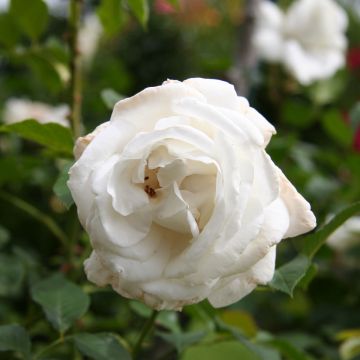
left=0, top=0, right=360, bottom=359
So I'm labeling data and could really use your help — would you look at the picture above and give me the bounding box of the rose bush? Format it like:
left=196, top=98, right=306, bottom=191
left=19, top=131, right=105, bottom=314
left=253, top=0, right=348, bottom=85
left=68, top=78, right=316, bottom=310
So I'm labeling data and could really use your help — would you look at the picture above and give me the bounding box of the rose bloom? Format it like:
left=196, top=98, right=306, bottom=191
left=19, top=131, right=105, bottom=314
left=253, top=0, right=348, bottom=85
left=3, top=98, right=70, bottom=127
left=68, top=78, right=316, bottom=310
left=78, top=14, right=103, bottom=65
left=327, top=216, right=360, bottom=252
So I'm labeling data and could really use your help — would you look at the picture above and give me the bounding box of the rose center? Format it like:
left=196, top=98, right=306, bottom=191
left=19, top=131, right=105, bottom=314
left=143, top=166, right=160, bottom=198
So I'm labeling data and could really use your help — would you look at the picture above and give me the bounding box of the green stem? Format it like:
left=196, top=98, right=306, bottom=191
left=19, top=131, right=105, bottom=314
left=69, top=0, right=83, bottom=139
left=33, top=335, right=74, bottom=360
left=132, top=310, right=158, bottom=359
left=0, top=191, right=69, bottom=248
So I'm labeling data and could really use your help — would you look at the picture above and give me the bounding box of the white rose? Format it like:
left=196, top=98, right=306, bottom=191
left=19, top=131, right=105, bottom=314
left=78, top=14, right=103, bottom=65
left=68, top=78, right=316, bottom=310
left=253, top=0, right=348, bottom=85
left=326, top=216, right=360, bottom=251
left=3, top=98, right=70, bottom=127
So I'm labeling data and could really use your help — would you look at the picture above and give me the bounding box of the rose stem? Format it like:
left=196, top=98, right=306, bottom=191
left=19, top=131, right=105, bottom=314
left=69, top=0, right=83, bottom=139
left=132, top=310, right=159, bottom=359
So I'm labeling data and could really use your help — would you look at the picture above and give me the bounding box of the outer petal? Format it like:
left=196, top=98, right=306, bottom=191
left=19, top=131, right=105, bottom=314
left=208, top=246, right=276, bottom=308
left=110, top=80, right=205, bottom=131
left=84, top=251, right=114, bottom=287
left=68, top=120, right=136, bottom=227
left=278, top=169, right=316, bottom=238
left=183, top=78, right=240, bottom=110
left=245, top=106, right=276, bottom=147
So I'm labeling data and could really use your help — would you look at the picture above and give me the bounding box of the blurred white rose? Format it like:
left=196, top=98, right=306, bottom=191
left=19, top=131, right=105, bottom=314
left=3, top=98, right=70, bottom=127
left=78, top=14, right=103, bottom=65
left=253, top=0, right=348, bottom=85
left=327, top=216, right=360, bottom=251
left=68, top=78, right=316, bottom=310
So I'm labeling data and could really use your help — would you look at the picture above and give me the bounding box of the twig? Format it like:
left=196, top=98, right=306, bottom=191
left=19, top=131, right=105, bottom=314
left=69, top=0, right=83, bottom=139
left=132, top=310, right=158, bottom=359
left=0, top=191, right=69, bottom=248
left=228, top=0, right=260, bottom=96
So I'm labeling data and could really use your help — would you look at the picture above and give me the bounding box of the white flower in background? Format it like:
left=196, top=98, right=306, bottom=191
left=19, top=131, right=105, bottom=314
left=3, top=99, right=70, bottom=127
left=327, top=216, right=360, bottom=251
left=78, top=14, right=103, bottom=65
left=68, top=78, right=316, bottom=310
left=253, top=0, right=348, bottom=85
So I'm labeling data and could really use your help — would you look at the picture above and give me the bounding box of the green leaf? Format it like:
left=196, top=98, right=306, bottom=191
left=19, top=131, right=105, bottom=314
left=53, top=162, right=74, bottom=209
left=216, top=321, right=280, bottom=360
left=0, top=324, right=31, bottom=359
left=10, top=0, right=49, bottom=40
left=220, top=310, right=258, bottom=338
left=127, top=0, right=149, bottom=27
left=321, top=110, right=353, bottom=147
left=263, top=339, right=311, bottom=360
left=181, top=341, right=264, bottom=360
left=0, top=254, right=25, bottom=297
left=297, top=263, right=318, bottom=291
left=303, top=202, right=360, bottom=259
left=158, top=331, right=206, bottom=354
left=0, top=120, right=74, bottom=158
left=0, top=13, right=20, bottom=48
left=31, top=274, right=90, bottom=334
left=269, top=255, right=311, bottom=297
left=340, top=337, right=360, bottom=360
left=97, top=0, right=124, bottom=35
left=26, top=53, right=64, bottom=93
left=101, top=88, right=123, bottom=109
left=74, top=333, right=131, bottom=360
left=281, top=100, right=315, bottom=129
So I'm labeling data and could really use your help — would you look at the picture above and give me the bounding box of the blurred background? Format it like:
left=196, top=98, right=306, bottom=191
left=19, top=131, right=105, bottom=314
left=0, top=0, right=360, bottom=359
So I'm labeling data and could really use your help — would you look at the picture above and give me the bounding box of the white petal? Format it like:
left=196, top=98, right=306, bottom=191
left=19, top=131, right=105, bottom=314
left=207, top=246, right=276, bottom=308
left=154, top=182, right=199, bottom=238
left=141, top=278, right=212, bottom=309
left=110, top=81, right=205, bottom=132
left=207, top=275, right=256, bottom=308
left=68, top=120, right=136, bottom=227
left=183, top=78, right=240, bottom=110
left=245, top=106, right=276, bottom=147
left=108, top=159, right=149, bottom=216
left=201, top=198, right=289, bottom=281
left=252, top=150, right=279, bottom=207
left=84, top=251, right=113, bottom=287
left=173, top=97, right=257, bottom=145
left=95, top=193, right=152, bottom=247
left=278, top=169, right=316, bottom=238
